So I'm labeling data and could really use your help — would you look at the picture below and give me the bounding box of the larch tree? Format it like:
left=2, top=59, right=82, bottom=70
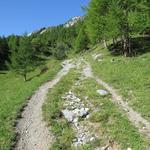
left=75, top=26, right=89, bottom=53
left=8, top=36, right=42, bottom=81
left=86, top=0, right=111, bottom=46
left=86, top=0, right=150, bottom=56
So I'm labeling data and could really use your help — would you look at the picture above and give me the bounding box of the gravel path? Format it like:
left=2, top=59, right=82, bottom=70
left=14, top=60, right=73, bottom=150
left=83, top=60, right=150, bottom=138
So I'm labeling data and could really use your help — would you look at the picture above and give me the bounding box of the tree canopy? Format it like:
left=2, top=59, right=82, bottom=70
left=86, top=0, right=150, bottom=56
left=8, top=36, right=43, bottom=81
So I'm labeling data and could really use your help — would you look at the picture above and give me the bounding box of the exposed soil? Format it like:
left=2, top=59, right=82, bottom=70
left=14, top=60, right=73, bottom=150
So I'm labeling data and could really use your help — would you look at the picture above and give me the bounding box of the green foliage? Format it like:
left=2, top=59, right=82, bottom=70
left=29, top=24, right=80, bottom=58
left=8, top=36, right=43, bottom=81
left=86, top=0, right=111, bottom=44
left=0, top=21, right=81, bottom=70
left=86, top=0, right=150, bottom=55
left=75, top=26, right=89, bottom=53
left=7, top=35, right=20, bottom=51
left=0, top=37, right=9, bottom=68
left=0, top=59, right=61, bottom=150
left=53, top=42, right=68, bottom=60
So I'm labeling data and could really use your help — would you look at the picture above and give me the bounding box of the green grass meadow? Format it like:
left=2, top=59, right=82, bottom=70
left=73, top=78, right=150, bottom=150
left=85, top=45, right=150, bottom=122
left=0, top=58, right=61, bottom=150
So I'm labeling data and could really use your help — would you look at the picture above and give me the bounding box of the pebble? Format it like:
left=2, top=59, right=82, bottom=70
left=92, top=53, right=102, bottom=60
left=90, top=137, right=95, bottom=141
left=86, top=114, right=90, bottom=119
left=85, top=96, right=88, bottom=100
left=73, top=118, right=78, bottom=123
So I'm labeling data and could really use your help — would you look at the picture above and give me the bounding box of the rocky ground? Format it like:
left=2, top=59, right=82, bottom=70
left=61, top=91, right=99, bottom=147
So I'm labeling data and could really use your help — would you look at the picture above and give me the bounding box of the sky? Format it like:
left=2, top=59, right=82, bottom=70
left=0, top=0, right=89, bottom=36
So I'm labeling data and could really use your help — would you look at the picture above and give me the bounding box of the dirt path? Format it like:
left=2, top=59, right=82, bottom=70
left=14, top=57, right=150, bottom=150
left=83, top=60, right=150, bottom=138
left=14, top=60, right=73, bottom=150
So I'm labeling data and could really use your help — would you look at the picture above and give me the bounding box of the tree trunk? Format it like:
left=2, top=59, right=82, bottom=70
left=121, top=36, right=124, bottom=45
left=122, top=10, right=132, bottom=56
left=113, top=38, right=117, bottom=45
left=142, top=31, right=145, bottom=51
left=123, top=36, right=131, bottom=57
left=24, top=73, right=27, bottom=81
left=103, top=39, right=108, bottom=48
left=123, top=38, right=128, bottom=57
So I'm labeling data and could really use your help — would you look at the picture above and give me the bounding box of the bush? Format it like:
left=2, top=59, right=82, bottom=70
left=53, top=42, right=68, bottom=60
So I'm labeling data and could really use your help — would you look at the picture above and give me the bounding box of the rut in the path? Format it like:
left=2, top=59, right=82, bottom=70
left=14, top=60, right=73, bottom=150
left=83, top=60, right=150, bottom=138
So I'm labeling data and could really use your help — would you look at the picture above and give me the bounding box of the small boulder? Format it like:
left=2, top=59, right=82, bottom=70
left=97, top=89, right=108, bottom=96
left=79, top=108, right=89, bottom=117
left=90, top=137, right=95, bottom=141
left=62, top=109, right=75, bottom=122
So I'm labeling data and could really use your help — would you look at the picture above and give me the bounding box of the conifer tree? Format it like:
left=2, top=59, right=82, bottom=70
left=75, top=26, right=89, bottom=52
left=53, top=42, right=68, bottom=60
left=86, top=0, right=150, bottom=56
left=0, top=37, right=9, bottom=68
left=8, top=36, right=42, bottom=81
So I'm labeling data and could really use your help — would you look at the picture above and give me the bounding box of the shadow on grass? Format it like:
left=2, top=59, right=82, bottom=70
left=0, top=72, right=7, bottom=74
left=26, top=73, right=42, bottom=82
left=0, top=62, right=8, bottom=71
left=108, top=36, right=150, bottom=56
left=26, top=68, right=48, bottom=82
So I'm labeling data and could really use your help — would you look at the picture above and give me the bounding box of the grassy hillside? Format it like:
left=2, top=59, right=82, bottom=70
left=0, top=58, right=61, bottom=150
left=74, top=78, right=150, bottom=149
left=85, top=44, right=150, bottom=122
